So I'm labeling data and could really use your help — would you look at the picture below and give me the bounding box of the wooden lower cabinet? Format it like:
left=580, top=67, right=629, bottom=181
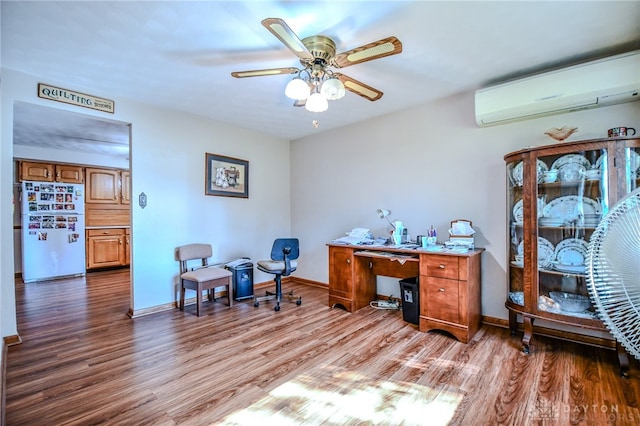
left=328, top=246, right=357, bottom=311
left=419, top=253, right=482, bottom=344
left=86, top=228, right=130, bottom=269
left=125, top=228, right=131, bottom=265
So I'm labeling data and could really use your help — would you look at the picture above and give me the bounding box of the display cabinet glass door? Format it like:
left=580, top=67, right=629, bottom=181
left=535, top=148, right=608, bottom=319
left=626, top=146, right=640, bottom=193
left=507, top=158, right=525, bottom=308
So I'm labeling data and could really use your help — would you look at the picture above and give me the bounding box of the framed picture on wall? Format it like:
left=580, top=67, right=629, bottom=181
left=205, top=153, right=249, bottom=198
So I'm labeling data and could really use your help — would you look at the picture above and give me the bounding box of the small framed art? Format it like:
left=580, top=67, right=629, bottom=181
left=205, top=153, right=249, bottom=198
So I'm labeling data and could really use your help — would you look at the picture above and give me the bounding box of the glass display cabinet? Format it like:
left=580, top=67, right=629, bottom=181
left=505, top=137, right=639, bottom=375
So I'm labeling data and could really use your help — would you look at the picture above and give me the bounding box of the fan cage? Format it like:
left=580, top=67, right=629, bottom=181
left=586, top=187, right=640, bottom=361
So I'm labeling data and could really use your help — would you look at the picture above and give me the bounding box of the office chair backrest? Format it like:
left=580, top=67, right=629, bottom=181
left=271, top=238, right=299, bottom=261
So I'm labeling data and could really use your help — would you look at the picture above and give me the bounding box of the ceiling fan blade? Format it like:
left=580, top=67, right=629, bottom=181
left=231, top=67, right=299, bottom=78
left=335, top=73, right=383, bottom=101
left=332, top=36, right=402, bottom=68
left=261, top=18, right=314, bottom=62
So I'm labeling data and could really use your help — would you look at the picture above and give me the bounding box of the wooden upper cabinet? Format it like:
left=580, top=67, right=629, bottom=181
left=20, top=161, right=54, bottom=182
left=86, top=168, right=120, bottom=203
left=55, top=164, right=84, bottom=184
left=121, top=171, right=131, bottom=205
left=19, top=161, right=83, bottom=183
left=85, top=167, right=131, bottom=204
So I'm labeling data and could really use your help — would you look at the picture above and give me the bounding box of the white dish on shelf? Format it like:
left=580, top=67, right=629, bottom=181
left=581, top=168, right=602, bottom=180
left=538, top=217, right=566, bottom=227
left=542, top=196, right=601, bottom=223
left=512, top=199, right=523, bottom=224
left=518, top=237, right=555, bottom=269
left=553, top=263, right=586, bottom=274
left=554, top=238, right=588, bottom=262
left=552, top=238, right=588, bottom=274
left=513, top=198, right=545, bottom=224
left=512, top=159, right=549, bottom=186
left=551, top=154, right=591, bottom=182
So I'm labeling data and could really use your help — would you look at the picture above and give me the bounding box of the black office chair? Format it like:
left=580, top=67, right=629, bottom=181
left=254, top=238, right=302, bottom=311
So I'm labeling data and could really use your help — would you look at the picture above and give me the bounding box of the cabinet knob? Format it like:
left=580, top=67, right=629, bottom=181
left=369, top=261, right=373, bottom=269
left=119, top=238, right=123, bottom=245
left=438, top=264, right=445, bottom=269
left=102, top=231, right=109, bottom=234
left=439, top=288, right=445, bottom=292
left=346, top=259, right=350, bottom=264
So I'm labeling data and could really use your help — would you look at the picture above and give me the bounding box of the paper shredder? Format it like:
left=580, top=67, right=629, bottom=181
left=226, top=259, right=254, bottom=301
left=399, top=277, right=419, bottom=325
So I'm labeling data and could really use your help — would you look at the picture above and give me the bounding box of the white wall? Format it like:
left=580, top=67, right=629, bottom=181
left=125, top=101, right=292, bottom=311
left=290, top=92, right=640, bottom=319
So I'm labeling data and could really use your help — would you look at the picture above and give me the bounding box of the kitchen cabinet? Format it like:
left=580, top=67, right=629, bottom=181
left=85, top=167, right=130, bottom=228
left=125, top=228, right=131, bottom=265
left=19, top=161, right=84, bottom=183
left=86, top=228, right=130, bottom=269
left=121, top=171, right=131, bottom=205
left=85, top=167, right=125, bottom=204
left=504, top=137, right=639, bottom=374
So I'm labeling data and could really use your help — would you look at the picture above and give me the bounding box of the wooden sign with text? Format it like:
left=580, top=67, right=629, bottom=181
left=38, top=83, right=114, bottom=113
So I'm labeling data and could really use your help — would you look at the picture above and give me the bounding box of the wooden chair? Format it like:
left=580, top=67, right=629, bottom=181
left=175, top=243, right=233, bottom=316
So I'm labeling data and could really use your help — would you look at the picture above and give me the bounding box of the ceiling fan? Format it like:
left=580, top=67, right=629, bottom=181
left=231, top=18, right=402, bottom=112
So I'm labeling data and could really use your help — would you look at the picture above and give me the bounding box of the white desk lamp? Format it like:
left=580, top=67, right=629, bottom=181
left=377, top=209, right=395, bottom=229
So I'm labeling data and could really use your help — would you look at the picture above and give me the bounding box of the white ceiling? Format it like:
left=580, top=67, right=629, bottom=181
left=3, top=1, right=640, bottom=155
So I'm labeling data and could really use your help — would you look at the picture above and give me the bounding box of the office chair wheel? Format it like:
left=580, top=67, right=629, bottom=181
left=296, top=298, right=302, bottom=306
left=274, top=304, right=280, bottom=312
left=254, top=301, right=259, bottom=307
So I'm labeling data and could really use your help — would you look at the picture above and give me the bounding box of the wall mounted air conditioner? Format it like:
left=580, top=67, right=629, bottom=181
left=475, top=50, right=640, bottom=127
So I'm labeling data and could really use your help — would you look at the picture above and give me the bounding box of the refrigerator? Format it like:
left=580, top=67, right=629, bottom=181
left=21, top=181, right=86, bottom=282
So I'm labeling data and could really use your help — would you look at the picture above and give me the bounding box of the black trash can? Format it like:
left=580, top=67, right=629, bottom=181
left=226, top=260, right=254, bottom=301
left=399, top=277, right=419, bottom=325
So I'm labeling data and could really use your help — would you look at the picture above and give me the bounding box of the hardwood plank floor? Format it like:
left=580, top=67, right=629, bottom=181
left=5, top=269, right=640, bottom=425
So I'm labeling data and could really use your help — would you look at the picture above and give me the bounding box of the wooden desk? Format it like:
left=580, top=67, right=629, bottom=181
left=327, top=243, right=484, bottom=343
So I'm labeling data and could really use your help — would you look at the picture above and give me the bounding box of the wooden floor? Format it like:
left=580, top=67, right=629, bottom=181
left=5, top=269, right=640, bottom=425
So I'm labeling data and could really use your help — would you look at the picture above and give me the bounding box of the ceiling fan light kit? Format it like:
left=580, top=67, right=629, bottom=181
left=321, top=77, right=346, bottom=100
left=284, top=77, right=310, bottom=100
left=231, top=18, right=402, bottom=113
left=306, top=90, right=328, bottom=113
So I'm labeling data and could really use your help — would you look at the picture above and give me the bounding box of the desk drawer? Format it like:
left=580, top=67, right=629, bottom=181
left=422, top=277, right=459, bottom=323
left=422, top=255, right=460, bottom=280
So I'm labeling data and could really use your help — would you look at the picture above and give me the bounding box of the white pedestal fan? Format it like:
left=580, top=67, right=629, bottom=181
left=586, top=187, right=640, bottom=377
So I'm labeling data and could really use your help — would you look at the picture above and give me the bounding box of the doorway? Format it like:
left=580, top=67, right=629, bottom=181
left=12, top=101, right=132, bottom=301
